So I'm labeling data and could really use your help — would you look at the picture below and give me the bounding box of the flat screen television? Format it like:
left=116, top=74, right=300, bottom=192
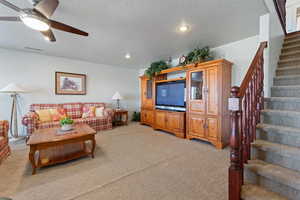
left=156, top=81, right=185, bottom=108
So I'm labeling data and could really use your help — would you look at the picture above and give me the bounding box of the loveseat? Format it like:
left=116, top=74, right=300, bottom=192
left=22, top=102, right=113, bottom=135
left=0, top=120, right=10, bottom=164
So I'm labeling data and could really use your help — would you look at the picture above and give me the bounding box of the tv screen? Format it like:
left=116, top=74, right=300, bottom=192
left=156, top=81, right=185, bottom=107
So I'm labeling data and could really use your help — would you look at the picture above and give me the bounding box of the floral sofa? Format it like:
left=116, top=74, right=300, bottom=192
left=22, top=102, right=113, bottom=135
left=0, top=120, right=10, bottom=164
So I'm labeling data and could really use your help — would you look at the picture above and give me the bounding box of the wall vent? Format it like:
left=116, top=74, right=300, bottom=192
left=24, top=47, right=43, bottom=51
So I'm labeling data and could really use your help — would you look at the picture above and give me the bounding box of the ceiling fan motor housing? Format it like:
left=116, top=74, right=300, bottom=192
left=28, top=0, right=43, bottom=6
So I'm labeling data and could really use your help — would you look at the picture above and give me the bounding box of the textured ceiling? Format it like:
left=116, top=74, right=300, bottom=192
left=0, top=0, right=267, bottom=68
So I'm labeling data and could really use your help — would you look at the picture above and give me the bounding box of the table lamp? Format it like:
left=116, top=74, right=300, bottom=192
left=0, top=83, right=26, bottom=138
left=112, top=91, right=123, bottom=110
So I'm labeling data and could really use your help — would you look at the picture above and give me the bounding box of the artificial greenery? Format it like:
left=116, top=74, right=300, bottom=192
left=184, top=46, right=213, bottom=65
left=60, top=117, right=74, bottom=126
left=144, top=60, right=169, bottom=79
left=132, top=111, right=141, bottom=122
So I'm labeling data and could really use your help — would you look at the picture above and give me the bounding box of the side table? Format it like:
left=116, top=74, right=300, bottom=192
left=113, top=110, right=128, bottom=126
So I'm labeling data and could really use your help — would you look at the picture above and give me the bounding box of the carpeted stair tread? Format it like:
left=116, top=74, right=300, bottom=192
left=271, top=85, right=300, bottom=97
left=261, top=109, right=300, bottom=116
left=276, top=66, right=300, bottom=76
left=280, top=51, right=300, bottom=60
left=285, top=35, right=300, bottom=40
left=283, top=39, right=300, bottom=45
left=276, top=66, right=300, bottom=71
left=278, top=58, right=300, bottom=64
left=273, top=75, right=300, bottom=85
left=265, top=97, right=300, bottom=102
left=280, top=50, right=300, bottom=56
left=274, top=75, right=300, bottom=80
left=246, top=160, right=300, bottom=191
left=241, top=184, right=288, bottom=200
left=282, top=44, right=300, bottom=50
left=272, top=85, right=300, bottom=89
left=252, top=139, right=300, bottom=160
left=257, top=123, right=300, bottom=137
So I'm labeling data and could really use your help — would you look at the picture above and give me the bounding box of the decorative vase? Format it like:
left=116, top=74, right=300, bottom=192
left=61, top=124, right=73, bottom=131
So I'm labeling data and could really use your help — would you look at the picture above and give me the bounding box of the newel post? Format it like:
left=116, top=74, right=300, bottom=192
left=228, top=86, right=242, bottom=200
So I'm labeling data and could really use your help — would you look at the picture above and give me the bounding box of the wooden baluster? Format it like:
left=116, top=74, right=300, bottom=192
left=242, top=97, right=247, bottom=164
left=245, top=88, right=251, bottom=160
left=253, top=70, right=258, bottom=141
left=245, top=90, right=251, bottom=161
left=256, top=65, right=261, bottom=123
left=229, top=87, right=242, bottom=200
left=249, top=80, right=254, bottom=143
left=255, top=67, right=259, bottom=125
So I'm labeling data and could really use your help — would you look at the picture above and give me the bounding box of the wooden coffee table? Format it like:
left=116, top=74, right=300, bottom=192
left=27, top=124, right=96, bottom=175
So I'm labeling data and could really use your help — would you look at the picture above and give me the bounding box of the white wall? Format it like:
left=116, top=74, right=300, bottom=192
left=0, top=48, right=140, bottom=136
left=139, top=36, right=261, bottom=88
left=211, top=35, right=260, bottom=87
left=263, top=0, right=285, bottom=96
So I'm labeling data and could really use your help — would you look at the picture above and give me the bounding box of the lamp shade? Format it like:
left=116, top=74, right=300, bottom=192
left=0, top=83, right=26, bottom=93
left=112, top=91, right=123, bottom=100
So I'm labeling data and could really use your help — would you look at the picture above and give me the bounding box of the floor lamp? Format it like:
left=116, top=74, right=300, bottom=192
left=0, top=83, right=26, bottom=138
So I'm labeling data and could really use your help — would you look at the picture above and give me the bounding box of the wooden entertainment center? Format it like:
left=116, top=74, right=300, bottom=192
left=140, top=59, right=232, bottom=149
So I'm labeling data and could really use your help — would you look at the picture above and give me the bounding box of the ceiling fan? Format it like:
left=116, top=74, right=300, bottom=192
left=0, top=0, right=88, bottom=42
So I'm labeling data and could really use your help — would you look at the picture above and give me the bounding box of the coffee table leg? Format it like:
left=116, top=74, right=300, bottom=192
left=29, top=146, right=37, bottom=175
left=91, top=137, right=96, bottom=158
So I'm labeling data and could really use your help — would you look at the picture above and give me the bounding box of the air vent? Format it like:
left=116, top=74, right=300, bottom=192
left=24, top=47, right=43, bottom=51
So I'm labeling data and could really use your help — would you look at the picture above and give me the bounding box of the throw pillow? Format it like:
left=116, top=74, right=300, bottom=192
left=49, top=108, right=67, bottom=121
left=82, top=106, right=96, bottom=118
left=35, top=109, right=52, bottom=122
left=95, top=107, right=105, bottom=117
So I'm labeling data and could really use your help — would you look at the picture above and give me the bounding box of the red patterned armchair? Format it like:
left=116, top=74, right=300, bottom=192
left=0, top=120, right=10, bottom=164
left=22, top=102, right=114, bottom=135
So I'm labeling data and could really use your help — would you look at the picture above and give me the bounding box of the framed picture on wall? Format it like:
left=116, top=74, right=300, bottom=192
left=55, top=72, right=86, bottom=95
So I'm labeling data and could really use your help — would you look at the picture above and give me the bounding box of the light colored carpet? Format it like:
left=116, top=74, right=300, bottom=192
left=0, top=123, right=229, bottom=200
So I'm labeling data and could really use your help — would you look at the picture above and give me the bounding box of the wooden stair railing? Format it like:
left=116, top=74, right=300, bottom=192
left=228, top=41, right=268, bottom=200
left=273, top=0, right=287, bottom=35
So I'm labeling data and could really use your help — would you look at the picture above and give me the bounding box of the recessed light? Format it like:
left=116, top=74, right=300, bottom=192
left=125, top=53, right=131, bottom=59
left=179, top=24, right=189, bottom=33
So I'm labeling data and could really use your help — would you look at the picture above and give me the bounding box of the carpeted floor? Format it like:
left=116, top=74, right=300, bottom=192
left=0, top=123, right=229, bottom=200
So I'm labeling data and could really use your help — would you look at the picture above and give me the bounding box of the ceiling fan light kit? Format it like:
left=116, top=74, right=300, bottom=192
left=20, top=10, right=50, bottom=31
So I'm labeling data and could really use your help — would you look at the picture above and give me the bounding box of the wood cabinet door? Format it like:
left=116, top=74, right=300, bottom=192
left=187, top=69, right=205, bottom=114
left=166, top=112, right=183, bottom=132
left=141, top=110, right=146, bottom=123
left=155, top=111, right=166, bottom=129
left=141, top=77, right=153, bottom=109
left=146, top=110, right=154, bottom=124
left=206, top=66, right=218, bottom=115
left=188, top=114, right=205, bottom=137
left=207, top=117, right=218, bottom=139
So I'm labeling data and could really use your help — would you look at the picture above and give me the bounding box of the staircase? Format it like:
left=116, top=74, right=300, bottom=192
left=242, top=34, right=300, bottom=199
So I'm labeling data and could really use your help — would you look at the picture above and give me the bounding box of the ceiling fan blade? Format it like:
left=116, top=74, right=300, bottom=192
left=0, top=0, right=21, bottom=12
left=50, top=20, right=88, bottom=36
left=34, top=0, right=59, bottom=18
left=0, top=16, right=20, bottom=21
left=41, top=29, right=56, bottom=42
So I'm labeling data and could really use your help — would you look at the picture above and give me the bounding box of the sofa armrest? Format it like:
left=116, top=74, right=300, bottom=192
left=0, top=120, right=9, bottom=138
left=22, top=111, right=39, bottom=135
left=103, top=108, right=114, bottom=119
